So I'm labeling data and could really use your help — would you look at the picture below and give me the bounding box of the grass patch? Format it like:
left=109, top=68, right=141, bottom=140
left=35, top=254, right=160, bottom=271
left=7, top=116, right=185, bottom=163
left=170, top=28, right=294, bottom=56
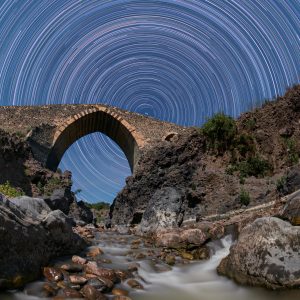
left=239, top=188, right=250, bottom=206
left=0, top=181, right=25, bottom=198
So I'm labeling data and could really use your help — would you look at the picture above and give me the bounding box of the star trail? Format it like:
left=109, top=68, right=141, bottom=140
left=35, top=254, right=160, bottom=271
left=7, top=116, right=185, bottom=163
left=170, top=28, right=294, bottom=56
left=0, top=0, right=299, bottom=202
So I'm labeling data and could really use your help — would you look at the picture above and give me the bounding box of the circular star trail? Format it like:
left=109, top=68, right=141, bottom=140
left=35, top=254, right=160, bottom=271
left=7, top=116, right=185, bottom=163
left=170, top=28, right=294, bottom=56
left=0, top=0, right=299, bottom=202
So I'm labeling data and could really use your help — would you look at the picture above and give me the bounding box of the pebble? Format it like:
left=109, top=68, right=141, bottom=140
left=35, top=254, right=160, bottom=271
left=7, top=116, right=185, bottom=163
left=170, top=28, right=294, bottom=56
left=81, top=284, right=108, bottom=300
left=61, top=287, right=83, bottom=298
left=60, top=263, right=83, bottom=273
left=165, top=254, right=176, bottom=265
left=43, top=282, right=57, bottom=297
left=87, top=247, right=103, bottom=257
left=127, top=263, right=139, bottom=272
left=69, top=275, right=87, bottom=285
left=72, top=255, right=87, bottom=265
left=85, top=262, right=118, bottom=283
left=43, top=267, right=63, bottom=282
left=113, top=297, right=132, bottom=300
left=112, top=288, right=129, bottom=296
left=126, top=279, right=144, bottom=289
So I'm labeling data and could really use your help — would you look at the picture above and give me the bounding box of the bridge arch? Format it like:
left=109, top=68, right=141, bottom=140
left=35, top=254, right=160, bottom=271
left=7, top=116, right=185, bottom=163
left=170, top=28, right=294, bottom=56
left=46, top=107, right=144, bottom=172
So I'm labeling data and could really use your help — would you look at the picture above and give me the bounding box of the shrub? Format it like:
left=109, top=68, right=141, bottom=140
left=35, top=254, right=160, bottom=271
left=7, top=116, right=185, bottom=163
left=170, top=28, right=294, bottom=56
left=240, top=188, right=250, bottom=206
left=226, top=156, right=271, bottom=179
left=284, top=138, right=299, bottom=165
left=0, top=181, right=25, bottom=198
left=235, top=134, right=256, bottom=157
left=244, top=118, right=256, bottom=131
left=202, top=113, right=237, bottom=154
left=84, top=201, right=110, bottom=210
left=276, top=176, right=287, bottom=192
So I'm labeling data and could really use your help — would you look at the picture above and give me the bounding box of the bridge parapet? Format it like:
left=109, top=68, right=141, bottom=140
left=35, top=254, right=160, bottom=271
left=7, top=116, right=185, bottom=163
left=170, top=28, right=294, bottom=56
left=0, top=104, right=187, bottom=172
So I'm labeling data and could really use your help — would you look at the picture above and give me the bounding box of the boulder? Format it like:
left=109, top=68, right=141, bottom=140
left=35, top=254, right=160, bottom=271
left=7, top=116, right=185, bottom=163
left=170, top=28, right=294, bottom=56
left=10, top=196, right=51, bottom=220
left=281, top=194, right=300, bottom=225
left=137, top=187, right=184, bottom=234
left=0, top=194, right=86, bottom=290
left=155, top=228, right=208, bottom=249
left=217, top=217, right=300, bottom=289
left=44, top=188, right=94, bottom=224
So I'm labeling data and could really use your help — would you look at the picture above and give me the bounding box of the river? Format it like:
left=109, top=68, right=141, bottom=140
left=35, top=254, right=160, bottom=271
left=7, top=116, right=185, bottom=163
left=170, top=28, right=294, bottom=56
left=1, top=231, right=299, bottom=300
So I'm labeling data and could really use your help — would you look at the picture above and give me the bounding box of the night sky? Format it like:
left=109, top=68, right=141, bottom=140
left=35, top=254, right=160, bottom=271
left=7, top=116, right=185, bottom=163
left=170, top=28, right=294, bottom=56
left=0, top=0, right=299, bottom=203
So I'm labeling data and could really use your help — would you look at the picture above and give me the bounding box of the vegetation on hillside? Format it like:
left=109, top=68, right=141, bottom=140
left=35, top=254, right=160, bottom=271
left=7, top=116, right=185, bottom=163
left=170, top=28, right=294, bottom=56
left=202, top=113, right=237, bottom=154
left=0, top=181, right=25, bottom=198
left=84, top=201, right=110, bottom=210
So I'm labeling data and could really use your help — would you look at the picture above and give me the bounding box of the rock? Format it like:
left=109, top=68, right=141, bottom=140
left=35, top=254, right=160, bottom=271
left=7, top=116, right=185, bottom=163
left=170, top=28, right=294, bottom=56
left=43, top=282, right=57, bottom=297
left=180, top=251, right=194, bottom=260
left=69, top=275, right=87, bottom=285
left=113, top=297, right=132, bottom=300
left=87, top=247, right=103, bottom=257
left=72, top=255, right=87, bottom=265
left=43, top=267, right=63, bottom=282
left=165, top=254, right=176, bottom=265
left=85, top=262, right=118, bottom=283
left=281, top=194, right=300, bottom=225
left=0, top=194, right=86, bottom=290
left=217, top=217, right=300, bottom=289
left=126, top=279, right=144, bottom=289
left=61, top=287, right=83, bottom=298
left=97, top=277, right=114, bottom=291
left=10, top=196, right=51, bottom=220
left=81, top=284, right=108, bottom=300
left=60, top=263, right=83, bottom=273
left=115, top=270, right=130, bottom=281
left=137, top=187, right=184, bottom=234
left=112, top=288, right=129, bottom=296
left=86, top=278, right=112, bottom=292
left=44, top=188, right=94, bottom=224
left=279, top=166, right=300, bottom=195
left=156, top=228, right=208, bottom=249
left=191, top=246, right=210, bottom=260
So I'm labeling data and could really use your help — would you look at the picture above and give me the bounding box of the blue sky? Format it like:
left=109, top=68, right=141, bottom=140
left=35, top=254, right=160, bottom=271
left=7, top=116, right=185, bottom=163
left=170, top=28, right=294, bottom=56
left=0, top=0, right=299, bottom=202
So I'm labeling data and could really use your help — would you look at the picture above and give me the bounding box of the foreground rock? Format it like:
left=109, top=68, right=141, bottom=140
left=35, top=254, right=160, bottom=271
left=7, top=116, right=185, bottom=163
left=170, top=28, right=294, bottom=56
left=0, top=194, right=86, bottom=290
left=217, top=217, right=300, bottom=289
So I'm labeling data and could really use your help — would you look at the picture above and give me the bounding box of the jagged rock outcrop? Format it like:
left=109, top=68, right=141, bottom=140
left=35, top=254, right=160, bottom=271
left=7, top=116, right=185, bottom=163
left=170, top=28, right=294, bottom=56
left=0, top=193, right=86, bottom=290
left=109, top=85, right=300, bottom=231
left=217, top=217, right=300, bottom=289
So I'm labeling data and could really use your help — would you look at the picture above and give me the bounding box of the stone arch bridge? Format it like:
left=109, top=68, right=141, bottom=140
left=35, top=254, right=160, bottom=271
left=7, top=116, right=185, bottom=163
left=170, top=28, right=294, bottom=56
left=0, top=104, right=187, bottom=172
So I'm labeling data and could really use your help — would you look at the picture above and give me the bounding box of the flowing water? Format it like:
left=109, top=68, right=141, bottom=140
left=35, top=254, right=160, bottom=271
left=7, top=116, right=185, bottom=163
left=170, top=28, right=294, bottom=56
left=1, top=231, right=300, bottom=300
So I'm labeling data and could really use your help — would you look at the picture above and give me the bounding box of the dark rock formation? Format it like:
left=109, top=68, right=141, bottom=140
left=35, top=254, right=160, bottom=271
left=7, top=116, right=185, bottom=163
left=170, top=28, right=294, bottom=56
left=109, top=85, right=300, bottom=230
left=217, top=217, right=300, bottom=289
left=0, top=193, right=86, bottom=290
left=281, top=193, right=300, bottom=226
left=44, top=188, right=94, bottom=225
left=109, top=129, right=276, bottom=227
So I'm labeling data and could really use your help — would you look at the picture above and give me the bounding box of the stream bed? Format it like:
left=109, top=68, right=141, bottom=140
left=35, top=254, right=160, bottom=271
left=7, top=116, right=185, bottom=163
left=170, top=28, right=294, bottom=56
left=1, top=231, right=300, bottom=300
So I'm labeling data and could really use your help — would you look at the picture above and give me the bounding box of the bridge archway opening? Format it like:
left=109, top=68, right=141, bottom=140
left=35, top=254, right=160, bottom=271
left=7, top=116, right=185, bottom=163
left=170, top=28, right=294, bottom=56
left=58, top=132, right=131, bottom=203
left=45, top=109, right=140, bottom=202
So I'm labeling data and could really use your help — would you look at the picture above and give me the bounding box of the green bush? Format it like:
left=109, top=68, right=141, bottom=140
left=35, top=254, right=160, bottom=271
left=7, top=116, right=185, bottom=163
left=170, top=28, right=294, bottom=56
left=276, top=176, right=287, bottom=192
left=284, top=138, right=299, bottom=165
left=235, top=134, right=256, bottom=157
left=0, top=181, right=25, bottom=198
left=84, top=201, right=110, bottom=211
left=202, top=113, right=237, bottom=154
left=226, top=156, right=271, bottom=179
left=240, top=188, right=250, bottom=206
left=244, top=118, right=256, bottom=130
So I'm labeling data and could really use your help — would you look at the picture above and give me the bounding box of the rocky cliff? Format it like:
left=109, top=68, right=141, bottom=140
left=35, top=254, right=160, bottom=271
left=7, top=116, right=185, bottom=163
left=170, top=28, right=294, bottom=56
left=109, top=85, right=300, bottom=231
